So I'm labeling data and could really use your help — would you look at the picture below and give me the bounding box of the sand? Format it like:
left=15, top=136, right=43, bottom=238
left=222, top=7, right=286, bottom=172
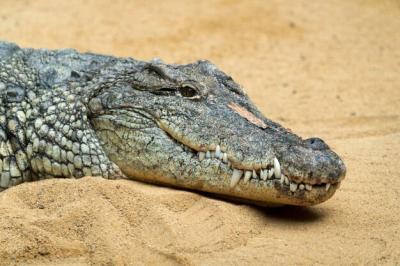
left=0, top=0, right=399, bottom=265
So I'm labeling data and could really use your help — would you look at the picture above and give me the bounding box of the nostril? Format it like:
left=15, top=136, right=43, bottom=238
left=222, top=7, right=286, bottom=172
left=305, top=138, right=329, bottom=150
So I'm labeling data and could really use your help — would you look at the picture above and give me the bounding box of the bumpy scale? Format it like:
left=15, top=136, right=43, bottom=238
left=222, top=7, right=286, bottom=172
left=0, top=47, right=122, bottom=191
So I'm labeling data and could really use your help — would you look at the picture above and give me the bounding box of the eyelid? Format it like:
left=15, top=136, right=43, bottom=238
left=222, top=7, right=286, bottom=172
left=181, top=82, right=197, bottom=90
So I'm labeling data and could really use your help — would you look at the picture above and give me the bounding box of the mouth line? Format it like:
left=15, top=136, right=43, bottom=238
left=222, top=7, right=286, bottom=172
left=99, top=111, right=340, bottom=196
left=94, top=109, right=340, bottom=201
left=195, top=146, right=337, bottom=193
left=164, top=127, right=339, bottom=194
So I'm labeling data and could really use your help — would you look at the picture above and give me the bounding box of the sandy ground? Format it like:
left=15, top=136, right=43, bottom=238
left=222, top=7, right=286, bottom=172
left=0, top=0, right=399, bottom=265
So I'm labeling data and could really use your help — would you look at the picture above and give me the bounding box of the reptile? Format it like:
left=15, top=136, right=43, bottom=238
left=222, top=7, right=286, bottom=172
left=0, top=41, right=346, bottom=206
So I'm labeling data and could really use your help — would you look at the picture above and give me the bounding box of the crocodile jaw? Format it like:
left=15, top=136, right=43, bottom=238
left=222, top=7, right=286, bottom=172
left=92, top=114, right=344, bottom=207
left=118, top=152, right=341, bottom=207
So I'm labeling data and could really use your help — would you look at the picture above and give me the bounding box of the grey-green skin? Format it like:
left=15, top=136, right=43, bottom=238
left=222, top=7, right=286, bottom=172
left=0, top=41, right=345, bottom=206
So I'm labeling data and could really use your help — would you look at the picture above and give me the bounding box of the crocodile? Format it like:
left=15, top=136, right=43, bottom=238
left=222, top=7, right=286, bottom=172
left=0, top=41, right=346, bottom=206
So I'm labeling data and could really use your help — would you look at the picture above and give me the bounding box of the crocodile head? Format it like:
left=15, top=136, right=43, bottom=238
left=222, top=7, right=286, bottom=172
left=88, top=60, right=346, bottom=206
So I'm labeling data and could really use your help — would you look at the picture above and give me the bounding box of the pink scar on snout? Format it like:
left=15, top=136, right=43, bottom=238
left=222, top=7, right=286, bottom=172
left=228, top=102, right=267, bottom=129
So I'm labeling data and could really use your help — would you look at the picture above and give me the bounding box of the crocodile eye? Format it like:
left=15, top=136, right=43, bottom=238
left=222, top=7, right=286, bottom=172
left=179, top=83, right=199, bottom=99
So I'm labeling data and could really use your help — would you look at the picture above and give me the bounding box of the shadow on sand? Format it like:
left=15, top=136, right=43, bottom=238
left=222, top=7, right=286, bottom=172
left=197, top=190, right=327, bottom=224
left=254, top=205, right=326, bottom=223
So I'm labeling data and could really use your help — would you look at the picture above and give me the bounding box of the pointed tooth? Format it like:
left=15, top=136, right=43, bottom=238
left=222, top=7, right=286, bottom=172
left=299, top=184, right=305, bottom=190
left=325, top=183, right=331, bottom=191
left=222, top=153, right=228, bottom=163
left=230, top=169, right=243, bottom=188
left=206, top=151, right=211, bottom=159
left=273, top=157, right=281, bottom=179
left=261, top=169, right=267, bottom=181
left=284, top=175, right=289, bottom=185
left=268, top=169, right=274, bottom=179
left=268, top=170, right=272, bottom=180
left=290, top=182, right=298, bottom=192
left=305, top=184, right=312, bottom=191
left=244, top=171, right=252, bottom=183
left=252, top=170, right=258, bottom=179
left=210, top=151, right=215, bottom=158
left=227, top=161, right=231, bottom=167
left=215, top=145, right=221, bottom=158
left=263, top=170, right=269, bottom=180
left=198, top=152, right=205, bottom=161
left=281, top=174, right=289, bottom=185
left=259, top=169, right=263, bottom=179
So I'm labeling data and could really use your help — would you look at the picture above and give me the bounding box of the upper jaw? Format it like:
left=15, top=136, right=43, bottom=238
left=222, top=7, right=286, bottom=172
left=158, top=118, right=345, bottom=200
left=191, top=143, right=342, bottom=192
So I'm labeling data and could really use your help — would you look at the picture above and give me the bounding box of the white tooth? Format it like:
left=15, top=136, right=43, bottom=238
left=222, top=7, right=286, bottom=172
left=230, top=169, right=243, bottom=188
left=305, top=184, right=312, bottom=191
left=290, top=182, right=298, bottom=192
left=215, top=145, right=221, bottom=158
left=206, top=151, right=211, bottom=159
left=261, top=169, right=267, bottom=181
left=268, top=169, right=274, bottom=179
left=222, top=153, right=228, bottom=163
left=252, top=170, right=258, bottom=179
left=273, top=157, right=281, bottom=179
left=244, top=171, right=252, bottom=183
left=227, top=161, right=231, bottom=167
left=266, top=171, right=271, bottom=180
left=211, top=151, right=215, bottom=158
left=280, top=174, right=287, bottom=184
left=299, top=184, right=305, bottom=190
left=263, top=170, right=268, bottom=180
left=284, top=175, right=289, bottom=185
left=198, top=152, right=205, bottom=161
left=325, top=183, right=331, bottom=191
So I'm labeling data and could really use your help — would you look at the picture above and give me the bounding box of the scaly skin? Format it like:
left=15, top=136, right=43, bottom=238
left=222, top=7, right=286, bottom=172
left=0, top=41, right=346, bottom=206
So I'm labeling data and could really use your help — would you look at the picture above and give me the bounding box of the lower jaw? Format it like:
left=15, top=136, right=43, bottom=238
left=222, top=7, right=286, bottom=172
left=119, top=160, right=340, bottom=207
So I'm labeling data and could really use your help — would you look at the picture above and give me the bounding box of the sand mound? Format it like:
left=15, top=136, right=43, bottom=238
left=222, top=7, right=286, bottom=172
left=0, top=177, right=271, bottom=265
